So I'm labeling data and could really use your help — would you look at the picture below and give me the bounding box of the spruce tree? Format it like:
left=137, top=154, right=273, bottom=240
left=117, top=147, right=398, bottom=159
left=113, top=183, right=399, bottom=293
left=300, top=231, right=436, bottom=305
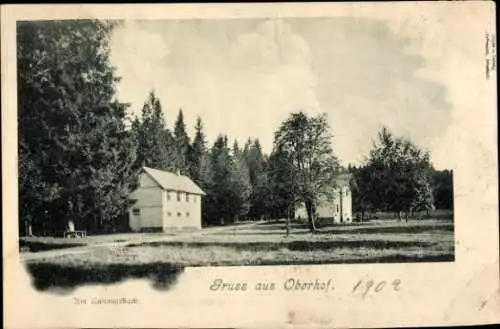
left=18, top=20, right=138, bottom=235
left=133, top=90, right=174, bottom=171
left=189, top=117, right=207, bottom=184
left=207, top=135, right=233, bottom=224
left=267, top=146, right=296, bottom=220
left=230, top=139, right=252, bottom=221
left=244, top=139, right=267, bottom=219
left=173, top=108, right=191, bottom=174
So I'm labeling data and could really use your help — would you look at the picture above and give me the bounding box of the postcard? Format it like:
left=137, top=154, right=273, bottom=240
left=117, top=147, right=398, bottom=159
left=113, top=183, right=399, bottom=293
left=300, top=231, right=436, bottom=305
left=2, top=2, right=498, bottom=328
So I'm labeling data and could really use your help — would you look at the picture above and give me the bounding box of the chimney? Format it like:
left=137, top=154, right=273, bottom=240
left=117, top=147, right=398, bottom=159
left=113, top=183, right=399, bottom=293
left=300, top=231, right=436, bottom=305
left=176, top=169, right=181, bottom=176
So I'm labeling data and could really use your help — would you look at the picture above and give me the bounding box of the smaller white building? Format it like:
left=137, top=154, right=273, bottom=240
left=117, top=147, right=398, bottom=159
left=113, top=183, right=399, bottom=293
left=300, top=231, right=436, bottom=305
left=129, top=167, right=205, bottom=232
left=295, top=173, right=354, bottom=224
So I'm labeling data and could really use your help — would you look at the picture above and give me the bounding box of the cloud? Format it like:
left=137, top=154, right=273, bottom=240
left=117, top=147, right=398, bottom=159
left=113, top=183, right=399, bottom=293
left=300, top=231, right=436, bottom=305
left=111, top=19, right=319, bottom=148
left=110, top=21, right=171, bottom=116
left=220, top=19, right=319, bottom=137
left=110, top=18, right=454, bottom=169
left=287, top=18, right=452, bottom=166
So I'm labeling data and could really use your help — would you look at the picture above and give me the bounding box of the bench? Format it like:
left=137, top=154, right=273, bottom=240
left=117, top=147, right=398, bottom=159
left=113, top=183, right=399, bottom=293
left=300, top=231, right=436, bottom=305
left=64, top=230, right=87, bottom=239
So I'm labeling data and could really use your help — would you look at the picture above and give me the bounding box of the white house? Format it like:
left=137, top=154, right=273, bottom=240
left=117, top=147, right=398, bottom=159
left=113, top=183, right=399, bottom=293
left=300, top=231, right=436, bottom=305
left=129, top=167, right=206, bottom=232
left=295, top=173, right=354, bottom=224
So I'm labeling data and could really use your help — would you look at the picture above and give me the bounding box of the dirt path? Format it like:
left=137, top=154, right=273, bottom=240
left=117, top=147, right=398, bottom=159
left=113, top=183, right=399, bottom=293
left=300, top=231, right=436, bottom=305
left=20, top=221, right=264, bottom=262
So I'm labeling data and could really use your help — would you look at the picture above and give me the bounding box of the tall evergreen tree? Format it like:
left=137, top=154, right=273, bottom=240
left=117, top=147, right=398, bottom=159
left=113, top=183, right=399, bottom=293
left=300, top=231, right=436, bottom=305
left=132, top=90, right=174, bottom=171
left=205, top=135, right=233, bottom=225
left=233, top=140, right=241, bottom=157
left=202, top=135, right=251, bottom=225
left=350, top=164, right=374, bottom=221
left=188, top=116, right=207, bottom=185
left=252, top=162, right=271, bottom=220
left=230, top=139, right=252, bottom=221
left=173, top=108, right=191, bottom=174
left=431, top=169, right=454, bottom=210
left=243, top=138, right=252, bottom=156
left=267, top=145, right=296, bottom=220
left=244, top=139, right=267, bottom=219
left=18, top=20, right=138, bottom=235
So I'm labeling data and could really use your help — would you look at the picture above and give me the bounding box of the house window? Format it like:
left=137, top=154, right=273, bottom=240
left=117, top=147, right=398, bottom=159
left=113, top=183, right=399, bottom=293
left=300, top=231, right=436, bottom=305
left=177, top=212, right=181, bottom=217
left=336, top=205, right=339, bottom=212
left=186, top=193, right=189, bottom=202
left=167, top=192, right=171, bottom=201
left=345, top=189, right=349, bottom=197
left=167, top=212, right=171, bottom=216
left=132, top=208, right=140, bottom=215
left=194, top=196, right=197, bottom=203
left=186, top=212, right=190, bottom=217
left=177, top=192, right=181, bottom=201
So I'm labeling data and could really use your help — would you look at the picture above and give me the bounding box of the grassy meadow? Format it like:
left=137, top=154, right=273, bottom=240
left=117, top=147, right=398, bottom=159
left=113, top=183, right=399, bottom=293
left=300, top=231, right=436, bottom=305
left=22, top=215, right=454, bottom=291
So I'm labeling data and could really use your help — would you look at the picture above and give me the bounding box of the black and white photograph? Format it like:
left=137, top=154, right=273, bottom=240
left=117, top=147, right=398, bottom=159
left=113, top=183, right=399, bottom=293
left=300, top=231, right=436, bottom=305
left=2, top=3, right=498, bottom=329
left=17, top=14, right=458, bottom=291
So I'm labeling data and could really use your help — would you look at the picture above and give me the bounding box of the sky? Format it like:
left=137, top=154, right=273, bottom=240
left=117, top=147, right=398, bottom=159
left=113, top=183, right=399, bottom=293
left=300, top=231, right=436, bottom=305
left=109, top=17, right=454, bottom=169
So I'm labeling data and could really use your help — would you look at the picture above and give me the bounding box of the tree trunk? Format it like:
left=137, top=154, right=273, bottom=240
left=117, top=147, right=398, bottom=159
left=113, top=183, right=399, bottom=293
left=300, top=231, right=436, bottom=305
left=404, top=211, right=409, bottom=223
left=285, top=206, right=291, bottom=236
left=398, top=211, right=402, bottom=221
left=305, top=200, right=317, bottom=233
left=361, top=209, right=364, bottom=222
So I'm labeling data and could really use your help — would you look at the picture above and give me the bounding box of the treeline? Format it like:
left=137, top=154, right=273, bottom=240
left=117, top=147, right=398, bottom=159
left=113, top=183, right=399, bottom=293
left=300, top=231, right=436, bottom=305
left=348, top=128, right=454, bottom=221
left=17, top=20, right=453, bottom=237
left=17, top=20, right=282, bottom=235
left=18, top=21, right=138, bottom=236
left=130, top=90, right=274, bottom=226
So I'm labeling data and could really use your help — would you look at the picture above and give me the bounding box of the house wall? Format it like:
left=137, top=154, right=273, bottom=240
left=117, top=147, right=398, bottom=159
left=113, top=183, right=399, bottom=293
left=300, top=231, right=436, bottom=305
left=316, top=200, right=335, bottom=219
left=332, top=186, right=352, bottom=223
left=129, top=173, right=164, bottom=231
left=295, top=199, right=336, bottom=221
left=344, top=187, right=352, bottom=222
left=162, top=190, right=202, bottom=230
left=294, top=186, right=353, bottom=224
left=295, top=204, right=308, bottom=220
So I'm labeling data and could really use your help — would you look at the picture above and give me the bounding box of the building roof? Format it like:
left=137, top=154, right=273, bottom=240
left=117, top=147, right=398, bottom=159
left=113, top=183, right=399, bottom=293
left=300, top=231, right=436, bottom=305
left=143, top=167, right=206, bottom=195
left=335, top=173, right=354, bottom=187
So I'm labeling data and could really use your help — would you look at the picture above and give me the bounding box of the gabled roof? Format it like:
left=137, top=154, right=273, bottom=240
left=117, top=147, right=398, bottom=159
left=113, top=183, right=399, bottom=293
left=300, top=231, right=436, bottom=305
left=143, top=167, right=206, bottom=195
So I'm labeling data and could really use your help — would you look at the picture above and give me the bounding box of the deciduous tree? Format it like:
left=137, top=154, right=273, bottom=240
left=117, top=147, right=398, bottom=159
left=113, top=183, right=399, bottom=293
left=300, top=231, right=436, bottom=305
left=363, top=127, right=435, bottom=221
left=273, top=112, right=340, bottom=232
